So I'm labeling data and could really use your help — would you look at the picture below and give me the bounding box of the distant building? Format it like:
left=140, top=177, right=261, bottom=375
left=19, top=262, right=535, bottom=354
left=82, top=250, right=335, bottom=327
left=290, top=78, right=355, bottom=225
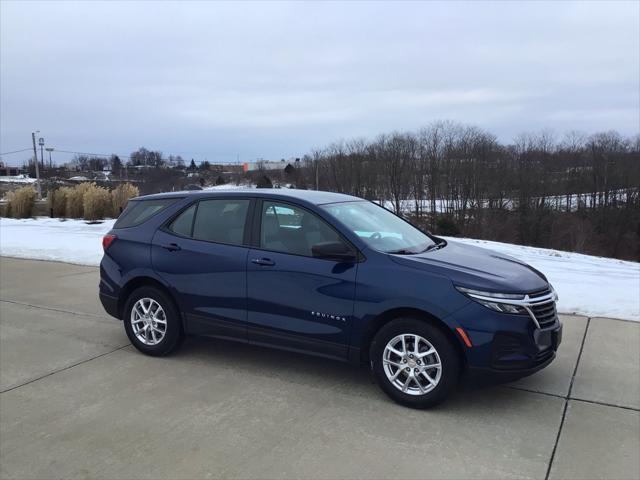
left=0, top=162, right=23, bottom=176
left=223, top=164, right=245, bottom=174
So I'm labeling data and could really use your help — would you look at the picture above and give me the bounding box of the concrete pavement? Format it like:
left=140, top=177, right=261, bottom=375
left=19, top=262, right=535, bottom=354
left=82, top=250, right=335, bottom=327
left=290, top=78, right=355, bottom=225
left=1, top=256, right=638, bottom=479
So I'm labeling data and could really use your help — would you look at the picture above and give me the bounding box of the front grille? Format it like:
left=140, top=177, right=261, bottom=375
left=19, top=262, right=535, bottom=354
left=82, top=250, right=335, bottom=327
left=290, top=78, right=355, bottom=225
left=529, top=288, right=551, bottom=299
left=530, top=301, right=557, bottom=329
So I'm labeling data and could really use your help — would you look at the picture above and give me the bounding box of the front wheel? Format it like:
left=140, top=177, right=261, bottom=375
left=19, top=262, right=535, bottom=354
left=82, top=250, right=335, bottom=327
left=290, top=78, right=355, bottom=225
left=370, top=318, right=461, bottom=409
left=123, top=286, right=184, bottom=356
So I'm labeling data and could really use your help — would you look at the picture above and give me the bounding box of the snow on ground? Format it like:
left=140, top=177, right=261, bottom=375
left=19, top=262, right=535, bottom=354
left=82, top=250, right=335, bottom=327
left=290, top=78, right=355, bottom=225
left=0, top=175, right=36, bottom=184
left=0, top=218, right=114, bottom=266
left=1, top=217, right=638, bottom=321
left=203, top=184, right=255, bottom=191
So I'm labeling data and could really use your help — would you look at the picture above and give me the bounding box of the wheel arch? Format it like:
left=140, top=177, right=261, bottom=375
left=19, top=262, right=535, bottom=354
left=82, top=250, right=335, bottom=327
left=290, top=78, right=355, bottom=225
left=360, top=307, right=467, bottom=368
left=118, top=276, right=184, bottom=331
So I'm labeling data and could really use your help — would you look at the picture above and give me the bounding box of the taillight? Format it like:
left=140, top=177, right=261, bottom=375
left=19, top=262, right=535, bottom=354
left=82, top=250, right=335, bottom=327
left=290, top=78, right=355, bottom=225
left=102, top=234, right=117, bottom=251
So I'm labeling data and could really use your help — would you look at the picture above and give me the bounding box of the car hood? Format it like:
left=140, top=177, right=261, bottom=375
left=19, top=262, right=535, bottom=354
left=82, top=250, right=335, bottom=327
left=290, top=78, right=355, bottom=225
left=389, top=240, right=548, bottom=293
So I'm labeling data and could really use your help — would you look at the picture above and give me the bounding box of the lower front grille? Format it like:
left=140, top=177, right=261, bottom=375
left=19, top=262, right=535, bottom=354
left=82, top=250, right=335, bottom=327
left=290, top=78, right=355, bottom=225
left=491, top=333, right=527, bottom=369
left=491, top=332, right=556, bottom=370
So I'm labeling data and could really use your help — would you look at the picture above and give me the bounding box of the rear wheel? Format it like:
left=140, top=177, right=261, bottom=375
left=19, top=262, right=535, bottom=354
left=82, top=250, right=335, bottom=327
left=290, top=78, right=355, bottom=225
left=370, top=318, right=460, bottom=408
left=123, top=286, right=183, bottom=356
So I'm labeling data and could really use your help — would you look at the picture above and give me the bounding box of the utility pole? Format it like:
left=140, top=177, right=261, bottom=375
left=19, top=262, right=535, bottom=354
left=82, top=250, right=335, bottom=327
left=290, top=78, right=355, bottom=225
left=31, top=132, right=42, bottom=199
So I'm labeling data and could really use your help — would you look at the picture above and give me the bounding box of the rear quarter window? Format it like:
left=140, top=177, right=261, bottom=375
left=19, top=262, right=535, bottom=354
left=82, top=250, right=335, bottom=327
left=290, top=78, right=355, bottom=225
left=167, top=204, right=197, bottom=237
left=114, top=199, right=178, bottom=228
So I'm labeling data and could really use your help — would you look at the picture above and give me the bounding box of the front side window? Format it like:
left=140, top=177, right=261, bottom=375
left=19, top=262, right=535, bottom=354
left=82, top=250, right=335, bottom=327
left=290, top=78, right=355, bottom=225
left=321, top=201, right=436, bottom=254
left=260, top=201, right=343, bottom=256
left=180, top=199, right=250, bottom=245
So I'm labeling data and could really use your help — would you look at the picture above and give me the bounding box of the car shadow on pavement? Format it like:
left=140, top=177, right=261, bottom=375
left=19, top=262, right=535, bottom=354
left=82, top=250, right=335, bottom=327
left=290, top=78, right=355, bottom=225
left=166, top=335, right=529, bottom=412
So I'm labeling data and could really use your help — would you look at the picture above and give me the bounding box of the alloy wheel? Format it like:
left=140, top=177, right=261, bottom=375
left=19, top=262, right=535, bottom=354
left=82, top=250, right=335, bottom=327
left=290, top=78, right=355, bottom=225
left=382, top=333, right=442, bottom=396
left=130, top=297, right=167, bottom=346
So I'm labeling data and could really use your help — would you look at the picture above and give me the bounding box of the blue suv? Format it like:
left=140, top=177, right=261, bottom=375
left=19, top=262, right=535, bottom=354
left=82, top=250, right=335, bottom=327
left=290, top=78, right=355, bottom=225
left=99, top=189, right=562, bottom=408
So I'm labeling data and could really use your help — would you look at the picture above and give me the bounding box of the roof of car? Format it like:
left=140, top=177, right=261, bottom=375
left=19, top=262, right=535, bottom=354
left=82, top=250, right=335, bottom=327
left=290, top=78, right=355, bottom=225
left=134, top=188, right=362, bottom=206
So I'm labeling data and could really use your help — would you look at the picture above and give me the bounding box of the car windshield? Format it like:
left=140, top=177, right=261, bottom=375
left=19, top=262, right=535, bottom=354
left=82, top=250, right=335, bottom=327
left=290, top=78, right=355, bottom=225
left=321, top=201, right=436, bottom=254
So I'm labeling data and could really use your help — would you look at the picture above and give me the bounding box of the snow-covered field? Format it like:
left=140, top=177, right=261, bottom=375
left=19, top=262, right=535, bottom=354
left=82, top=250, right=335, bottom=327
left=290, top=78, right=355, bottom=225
left=381, top=189, right=638, bottom=214
left=0, top=217, right=638, bottom=321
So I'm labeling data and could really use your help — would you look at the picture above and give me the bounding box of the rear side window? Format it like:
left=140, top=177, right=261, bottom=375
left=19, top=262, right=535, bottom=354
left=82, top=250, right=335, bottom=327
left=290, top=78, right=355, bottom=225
left=192, top=199, right=249, bottom=245
left=114, top=199, right=177, bottom=228
left=168, top=204, right=196, bottom=237
left=166, top=199, right=250, bottom=245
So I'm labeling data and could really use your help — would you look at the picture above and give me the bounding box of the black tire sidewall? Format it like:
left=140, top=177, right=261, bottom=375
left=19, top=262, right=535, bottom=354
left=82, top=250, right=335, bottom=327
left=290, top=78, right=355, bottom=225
left=371, top=318, right=460, bottom=409
left=123, top=286, right=183, bottom=356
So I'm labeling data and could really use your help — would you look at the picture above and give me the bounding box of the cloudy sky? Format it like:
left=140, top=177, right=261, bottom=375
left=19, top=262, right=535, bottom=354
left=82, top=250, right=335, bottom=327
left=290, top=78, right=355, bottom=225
left=1, top=1, right=638, bottom=164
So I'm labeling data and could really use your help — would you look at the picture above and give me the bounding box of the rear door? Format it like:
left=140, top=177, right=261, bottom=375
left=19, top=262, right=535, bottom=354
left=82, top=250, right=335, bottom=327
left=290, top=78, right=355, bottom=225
left=152, top=197, right=253, bottom=340
left=246, top=200, right=358, bottom=360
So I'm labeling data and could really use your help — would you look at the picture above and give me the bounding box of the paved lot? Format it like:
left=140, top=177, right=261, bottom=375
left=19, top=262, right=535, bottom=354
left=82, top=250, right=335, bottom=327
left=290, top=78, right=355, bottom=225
left=1, top=256, right=638, bottom=479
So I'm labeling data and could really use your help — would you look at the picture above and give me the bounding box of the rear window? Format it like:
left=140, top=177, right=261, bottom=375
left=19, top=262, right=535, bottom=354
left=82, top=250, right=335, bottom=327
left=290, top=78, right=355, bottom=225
left=114, top=199, right=177, bottom=228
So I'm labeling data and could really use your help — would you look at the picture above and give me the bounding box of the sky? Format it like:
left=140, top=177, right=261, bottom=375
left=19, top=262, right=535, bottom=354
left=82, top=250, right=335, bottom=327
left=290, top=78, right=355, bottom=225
left=1, top=0, right=639, bottom=165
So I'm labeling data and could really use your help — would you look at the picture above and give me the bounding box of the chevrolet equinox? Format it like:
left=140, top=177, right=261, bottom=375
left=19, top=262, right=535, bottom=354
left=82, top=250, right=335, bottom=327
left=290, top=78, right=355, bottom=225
left=99, top=189, right=562, bottom=408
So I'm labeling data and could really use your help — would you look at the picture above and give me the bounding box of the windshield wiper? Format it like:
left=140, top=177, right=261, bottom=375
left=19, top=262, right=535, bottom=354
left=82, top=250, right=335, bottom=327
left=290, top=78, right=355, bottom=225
left=420, top=241, right=446, bottom=253
left=388, top=240, right=446, bottom=255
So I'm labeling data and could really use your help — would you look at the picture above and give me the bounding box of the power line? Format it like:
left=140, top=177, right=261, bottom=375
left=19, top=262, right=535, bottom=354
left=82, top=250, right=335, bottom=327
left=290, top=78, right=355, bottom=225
left=53, top=148, right=243, bottom=165
left=54, top=149, right=206, bottom=161
left=54, top=149, right=133, bottom=159
left=2, top=146, right=194, bottom=161
left=0, top=148, right=32, bottom=156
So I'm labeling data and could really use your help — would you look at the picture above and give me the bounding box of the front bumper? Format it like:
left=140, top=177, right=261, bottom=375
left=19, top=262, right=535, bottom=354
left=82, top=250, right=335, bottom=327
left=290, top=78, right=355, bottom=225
left=449, top=301, right=563, bottom=385
left=465, top=352, right=556, bottom=386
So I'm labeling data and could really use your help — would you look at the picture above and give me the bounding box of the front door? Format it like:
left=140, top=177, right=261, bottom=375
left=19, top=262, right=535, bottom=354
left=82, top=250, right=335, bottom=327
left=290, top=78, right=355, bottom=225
left=152, top=198, right=252, bottom=340
left=246, top=200, right=358, bottom=360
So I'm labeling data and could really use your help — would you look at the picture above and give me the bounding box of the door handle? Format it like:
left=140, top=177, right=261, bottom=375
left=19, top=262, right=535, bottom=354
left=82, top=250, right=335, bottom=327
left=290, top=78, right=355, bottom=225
left=251, top=258, right=275, bottom=266
left=161, top=243, right=181, bottom=252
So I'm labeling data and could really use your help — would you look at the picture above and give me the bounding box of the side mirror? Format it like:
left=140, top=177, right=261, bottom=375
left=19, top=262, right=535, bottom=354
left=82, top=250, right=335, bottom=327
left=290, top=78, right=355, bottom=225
left=311, top=241, right=357, bottom=262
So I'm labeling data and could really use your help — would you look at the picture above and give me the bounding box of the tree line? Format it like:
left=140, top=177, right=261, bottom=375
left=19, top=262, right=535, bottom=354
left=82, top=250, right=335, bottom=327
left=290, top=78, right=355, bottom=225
left=65, top=148, right=192, bottom=175
left=296, top=122, right=639, bottom=261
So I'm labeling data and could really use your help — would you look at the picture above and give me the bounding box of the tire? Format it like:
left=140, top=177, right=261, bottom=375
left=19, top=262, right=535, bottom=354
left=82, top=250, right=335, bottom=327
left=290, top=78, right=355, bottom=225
left=370, top=318, right=461, bottom=409
left=123, top=286, right=184, bottom=356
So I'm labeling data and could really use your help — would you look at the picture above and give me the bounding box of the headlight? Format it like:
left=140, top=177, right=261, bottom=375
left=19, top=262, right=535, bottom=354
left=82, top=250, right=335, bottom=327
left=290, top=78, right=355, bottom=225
left=455, top=286, right=528, bottom=314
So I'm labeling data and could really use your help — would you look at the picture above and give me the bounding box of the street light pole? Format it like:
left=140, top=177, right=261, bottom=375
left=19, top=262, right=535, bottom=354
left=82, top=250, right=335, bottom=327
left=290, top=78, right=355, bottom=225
left=46, top=147, right=54, bottom=168
left=31, top=132, right=42, bottom=199
left=38, top=137, right=45, bottom=170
